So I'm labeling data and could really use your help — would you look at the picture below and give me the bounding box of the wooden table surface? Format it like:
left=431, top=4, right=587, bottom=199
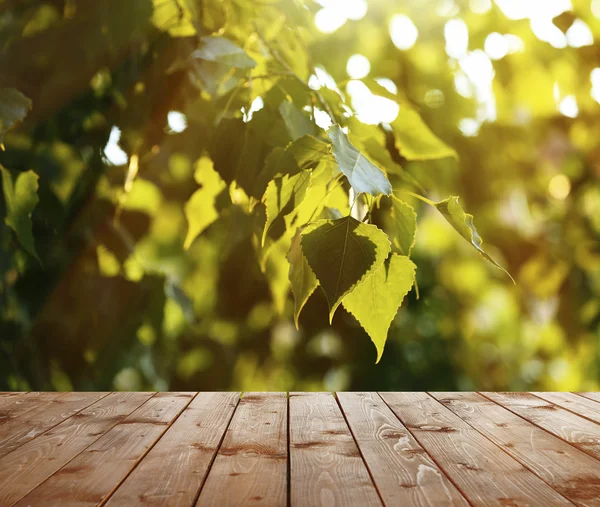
left=1, top=392, right=600, bottom=506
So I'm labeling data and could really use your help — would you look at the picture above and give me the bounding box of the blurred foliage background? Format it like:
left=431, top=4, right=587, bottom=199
left=1, top=0, right=600, bottom=392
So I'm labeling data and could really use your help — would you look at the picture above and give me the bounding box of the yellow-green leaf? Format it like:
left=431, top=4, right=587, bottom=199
left=435, top=196, right=514, bottom=282
left=192, top=36, right=256, bottom=69
left=1, top=164, right=40, bottom=260
left=279, top=100, right=315, bottom=141
left=0, top=88, right=32, bottom=147
left=390, top=196, right=417, bottom=256
left=301, top=216, right=391, bottom=322
left=327, top=124, right=392, bottom=196
left=151, top=0, right=197, bottom=37
left=392, top=107, right=457, bottom=161
left=184, top=158, right=226, bottom=249
left=287, top=228, right=318, bottom=328
left=262, top=169, right=311, bottom=246
left=343, top=254, right=415, bottom=363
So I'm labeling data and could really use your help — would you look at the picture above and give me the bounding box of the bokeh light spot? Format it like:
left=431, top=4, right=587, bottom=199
left=389, top=15, right=418, bottom=50
left=548, top=174, right=571, bottom=200
left=346, top=54, right=371, bottom=79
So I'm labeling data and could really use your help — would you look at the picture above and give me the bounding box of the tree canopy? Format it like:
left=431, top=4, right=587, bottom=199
left=1, top=0, right=599, bottom=392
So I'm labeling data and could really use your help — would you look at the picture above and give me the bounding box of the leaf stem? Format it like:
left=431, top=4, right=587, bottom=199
left=401, top=190, right=436, bottom=206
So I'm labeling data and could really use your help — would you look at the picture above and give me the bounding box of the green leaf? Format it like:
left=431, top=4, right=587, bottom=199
left=151, top=0, right=197, bottom=37
left=287, top=228, right=318, bottom=328
left=255, top=135, right=331, bottom=197
left=301, top=216, right=391, bottom=321
left=0, top=165, right=40, bottom=260
left=262, top=169, right=311, bottom=245
left=343, top=254, right=415, bottom=362
left=435, top=196, right=514, bottom=282
left=184, top=157, right=226, bottom=249
left=327, top=124, right=392, bottom=196
left=192, top=36, right=256, bottom=69
left=0, top=88, right=32, bottom=147
left=265, top=232, right=292, bottom=315
left=391, top=108, right=457, bottom=161
left=389, top=196, right=417, bottom=256
left=279, top=101, right=315, bottom=141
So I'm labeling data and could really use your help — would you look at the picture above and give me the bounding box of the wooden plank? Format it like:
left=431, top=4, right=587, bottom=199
left=196, top=392, right=287, bottom=507
left=0, top=391, right=64, bottom=423
left=289, top=392, right=382, bottom=507
left=484, top=392, right=600, bottom=462
left=0, top=392, right=29, bottom=402
left=105, top=392, right=239, bottom=507
left=432, top=391, right=600, bottom=506
left=0, top=391, right=153, bottom=507
left=380, top=392, right=571, bottom=506
left=337, top=392, right=468, bottom=507
left=578, top=393, right=600, bottom=404
left=15, top=392, right=194, bottom=507
left=0, top=392, right=106, bottom=458
left=534, top=392, right=600, bottom=424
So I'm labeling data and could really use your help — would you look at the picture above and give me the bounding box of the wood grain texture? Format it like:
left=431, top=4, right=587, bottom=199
left=0, top=391, right=30, bottom=405
left=105, top=392, right=240, bottom=507
left=533, top=392, right=600, bottom=424
left=0, top=392, right=153, bottom=507
left=337, top=392, right=468, bottom=507
left=0, top=392, right=106, bottom=458
left=196, top=392, right=287, bottom=507
left=432, top=391, right=600, bottom=506
left=0, top=391, right=64, bottom=425
left=380, top=392, right=571, bottom=506
left=484, top=392, right=600, bottom=462
left=15, top=392, right=194, bottom=507
left=289, top=392, right=382, bottom=507
left=578, top=393, right=600, bottom=403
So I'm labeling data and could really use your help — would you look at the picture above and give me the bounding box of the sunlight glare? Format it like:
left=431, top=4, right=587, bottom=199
left=346, top=80, right=399, bottom=124
left=315, top=8, right=346, bottom=33
left=104, top=126, right=128, bottom=165
left=558, top=95, right=578, bottom=118
left=470, top=0, right=492, bottom=14
left=484, top=32, right=508, bottom=60
left=346, top=54, right=371, bottom=79
left=530, top=19, right=567, bottom=48
left=389, top=15, right=418, bottom=51
left=242, top=97, right=264, bottom=122
left=314, top=108, right=333, bottom=130
left=458, top=118, right=480, bottom=136
left=445, top=19, right=469, bottom=59
left=591, top=68, right=600, bottom=104
left=375, top=78, right=398, bottom=94
left=167, top=111, right=187, bottom=133
left=566, top=19, right=594, bottom=48
left=494, top=0, right=571, bottom=21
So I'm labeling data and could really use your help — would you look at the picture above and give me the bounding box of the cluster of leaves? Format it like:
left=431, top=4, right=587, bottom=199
left=0, top=0, right=512, bottom=365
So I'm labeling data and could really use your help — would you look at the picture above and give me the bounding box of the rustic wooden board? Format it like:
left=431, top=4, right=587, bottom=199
left=337, top=392, right=468, bottom=507
left=485, top=392, right=600, bottom=462
left=578, top=393, right=600, bottom=403
left=15, top=393, right=194, bottom=507
left=381, top=392, right=572, bottom=506
left=196, top=392, right=288, bottom=507
left=1, top=392, right=600, bottom=506
left=289, top=392, right=382, bottom=507
left=0, top=392, right=106, bottom=458
left=534, top=392, right=600, bottom=424
left=431, top=391, right=600, bottom=505
left=105, top=392, right=240, bottom=507
left=0, top=391, right=63, bottom=423
left=0, top=391, right=153, bottom=507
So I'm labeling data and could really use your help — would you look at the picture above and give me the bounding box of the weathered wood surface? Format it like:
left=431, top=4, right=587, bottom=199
left=0, top=392, right=599, bottom=506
